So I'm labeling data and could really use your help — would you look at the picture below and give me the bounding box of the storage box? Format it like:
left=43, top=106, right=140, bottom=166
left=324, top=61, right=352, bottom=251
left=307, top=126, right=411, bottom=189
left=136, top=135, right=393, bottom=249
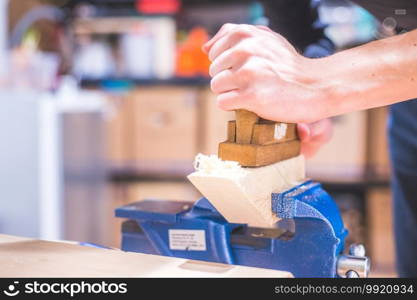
left=104, top=183, right=134, bottom=248
left=131, top=87, right=199, bottom=171
left=306, top=111, right=368, bottom=182
left=333, top=193, right=366, bottom=247
left=367, top=188, right=396, bottom=276
left=126, top=181, right=201, bottom=203
left=104, top=95, right=135, bottom=167
left=366, top=107, right=390, bottom=179
left=199, top=88, right=235, bottom=155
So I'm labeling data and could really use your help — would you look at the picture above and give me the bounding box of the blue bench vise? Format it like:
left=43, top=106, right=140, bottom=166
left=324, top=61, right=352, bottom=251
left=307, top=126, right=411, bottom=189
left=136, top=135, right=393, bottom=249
left=115, top=180, right=370, bottom=277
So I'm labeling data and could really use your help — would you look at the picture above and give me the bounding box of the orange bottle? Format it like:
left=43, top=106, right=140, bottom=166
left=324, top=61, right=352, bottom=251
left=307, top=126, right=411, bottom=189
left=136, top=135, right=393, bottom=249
left=176, top=27, right=210, bottom=77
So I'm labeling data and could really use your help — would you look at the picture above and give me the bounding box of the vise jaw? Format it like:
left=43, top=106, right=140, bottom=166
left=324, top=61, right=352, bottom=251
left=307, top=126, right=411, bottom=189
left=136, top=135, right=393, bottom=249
left=115, top=181, right=370, bottom=278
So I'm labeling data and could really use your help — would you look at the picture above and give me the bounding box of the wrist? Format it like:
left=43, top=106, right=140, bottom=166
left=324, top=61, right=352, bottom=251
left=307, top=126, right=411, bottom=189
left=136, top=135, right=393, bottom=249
left=298, top=56, right=337, bottom=122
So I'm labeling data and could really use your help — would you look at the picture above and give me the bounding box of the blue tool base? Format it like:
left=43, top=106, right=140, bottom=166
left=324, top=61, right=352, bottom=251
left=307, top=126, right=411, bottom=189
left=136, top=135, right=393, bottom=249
left=115, top=181, right=348, bottom=278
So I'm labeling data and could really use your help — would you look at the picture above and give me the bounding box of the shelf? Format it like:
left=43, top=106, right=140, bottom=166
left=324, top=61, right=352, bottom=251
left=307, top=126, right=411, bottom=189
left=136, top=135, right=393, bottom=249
left=66, top=0, right=252, bottom=19
left=72, top=16, right=176, bottom=35
left=80, top=76, right=210, bottom=89
left=107, top=163, right=194, bottom=183
left=321, top=179, right=389, bottom=193
left=66, top=0, right=251, bottom=7
left=109, top=171, right=189, bottom=183
left=108, top=167, right=390, bottom=190
left=314, top=172, right=390, bottom=190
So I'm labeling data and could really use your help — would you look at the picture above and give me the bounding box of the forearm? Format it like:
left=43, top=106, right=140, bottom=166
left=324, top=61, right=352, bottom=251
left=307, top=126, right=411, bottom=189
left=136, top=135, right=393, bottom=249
left=311, top=29, right=417, bottom=118
left=204, top=24, right=417, bottom=124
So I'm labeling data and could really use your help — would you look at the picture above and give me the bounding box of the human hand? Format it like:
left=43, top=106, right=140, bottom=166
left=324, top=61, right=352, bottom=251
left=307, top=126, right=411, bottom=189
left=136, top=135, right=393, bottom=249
left=203, top=24, right=326, bottom=123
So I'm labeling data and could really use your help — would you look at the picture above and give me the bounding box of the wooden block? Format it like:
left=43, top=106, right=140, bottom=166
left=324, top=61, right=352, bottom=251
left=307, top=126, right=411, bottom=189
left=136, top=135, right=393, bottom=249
left=251, top=123, right=298, bottom=145
left=251, top=124, right=275, bottom=145
left=227, top=120, right=236, bottom=142
left=188, top=155, right=305, bottom=227
left=235, top=109, right=259, bottom=144
left=284, top=123, right=298, bottom=140
left=219, top=109, right=299, bottom=166
left=258, top=118, right=275, bottom=124
left=0, top=234, right=292, bottom=277
left=218, top=140, right=301, bottom=167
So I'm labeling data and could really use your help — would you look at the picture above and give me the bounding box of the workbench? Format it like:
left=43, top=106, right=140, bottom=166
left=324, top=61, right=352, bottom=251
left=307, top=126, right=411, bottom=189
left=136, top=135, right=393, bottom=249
left=0, top=235, right=292, bottom=277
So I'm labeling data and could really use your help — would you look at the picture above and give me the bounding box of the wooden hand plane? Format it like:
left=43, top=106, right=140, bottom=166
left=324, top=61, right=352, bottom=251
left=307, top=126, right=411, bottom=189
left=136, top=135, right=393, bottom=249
left=218, top=109, right=300, bottom=167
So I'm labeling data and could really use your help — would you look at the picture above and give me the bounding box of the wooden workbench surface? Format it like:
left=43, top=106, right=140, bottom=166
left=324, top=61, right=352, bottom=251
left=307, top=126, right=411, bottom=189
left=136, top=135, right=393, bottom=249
left=0, top=235, right=292, bottom=278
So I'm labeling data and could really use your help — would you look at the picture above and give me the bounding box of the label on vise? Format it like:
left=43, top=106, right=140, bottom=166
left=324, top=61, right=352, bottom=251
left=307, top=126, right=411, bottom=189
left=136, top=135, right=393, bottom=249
left=168, top=230, right=206, bottom=251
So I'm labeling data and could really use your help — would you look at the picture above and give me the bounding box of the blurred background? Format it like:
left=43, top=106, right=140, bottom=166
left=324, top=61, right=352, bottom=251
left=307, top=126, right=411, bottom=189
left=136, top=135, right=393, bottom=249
left=0, top=0, right=393, bottom=276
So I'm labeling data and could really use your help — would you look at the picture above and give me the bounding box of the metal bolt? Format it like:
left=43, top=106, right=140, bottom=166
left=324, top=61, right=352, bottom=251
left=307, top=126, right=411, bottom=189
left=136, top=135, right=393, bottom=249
left=349, top=244, right=366, bottom=257
left=346, top=270, right=359, bottom=278
left=337, top=244, right=370, bottom=278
